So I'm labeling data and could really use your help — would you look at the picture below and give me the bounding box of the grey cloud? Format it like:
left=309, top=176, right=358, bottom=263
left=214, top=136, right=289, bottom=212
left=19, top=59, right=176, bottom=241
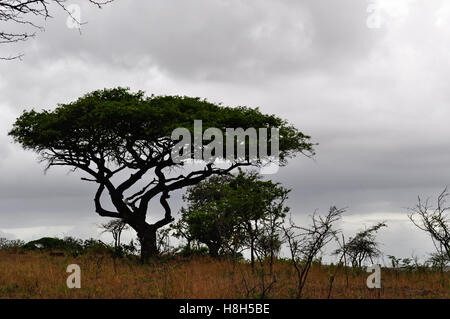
left=0, top=229, right=16, bottom=239
left=8, top=0, right=381, bottom=82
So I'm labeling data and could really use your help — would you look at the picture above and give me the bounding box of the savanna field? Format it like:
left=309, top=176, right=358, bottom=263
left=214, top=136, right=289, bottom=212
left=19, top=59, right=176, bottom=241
left=0, top=251, right=448, bottom=299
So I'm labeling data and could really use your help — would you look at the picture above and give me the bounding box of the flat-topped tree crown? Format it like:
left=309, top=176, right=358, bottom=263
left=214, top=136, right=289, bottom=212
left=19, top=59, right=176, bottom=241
left=9, top=87, right=314, bottom=260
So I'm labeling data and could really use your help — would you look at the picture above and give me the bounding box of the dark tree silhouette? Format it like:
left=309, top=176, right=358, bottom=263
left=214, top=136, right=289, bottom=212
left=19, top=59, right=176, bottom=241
left=334, top=222, right=387, bottom=268
left=408, top=187, right=450, bottom=261
left=172, top=170, right=289, bottom=265
left=100, top=219, right=128, bottom=252
left=9, top=87, right=314, bottom=260
left=283, top=207, right=344, bottom=299
left=0, top=0, right=113, bottom=59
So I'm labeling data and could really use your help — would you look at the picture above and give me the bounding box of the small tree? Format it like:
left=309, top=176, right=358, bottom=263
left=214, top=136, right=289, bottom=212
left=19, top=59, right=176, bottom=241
left=283, top=207, right=344, bottom=299
left=172, top=170, right=290, bottom=264
left=0, top=238, right=25, bottom=251
left=226, top=170, right=289, bottom=268
left=156, top=227, right=173, bottom=255
left=408, top=187, right=450, bottom=261
left=172, top=174, right=239, bottom=257
left=335, top=222, right=387, bottom=268
left=100, top=219, right=129, bottom=253
left=426, top=251, right=450, bottom=273
left=253, top=188, right=288, bottom=274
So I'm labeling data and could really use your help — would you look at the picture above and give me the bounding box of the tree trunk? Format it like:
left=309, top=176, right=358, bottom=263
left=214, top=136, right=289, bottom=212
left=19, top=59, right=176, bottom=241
left=127, top=204, right=174, bottom=262
left=138, top=227, right=158, bottom=262
left=247, top=222, right=255, bottom=271
left=207, top=243, right=220, bottom=258
left=250, top=238, right=255, bottom=270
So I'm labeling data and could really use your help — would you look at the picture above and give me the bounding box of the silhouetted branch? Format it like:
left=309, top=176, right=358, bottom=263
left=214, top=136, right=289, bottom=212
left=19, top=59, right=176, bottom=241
left=0, top=0, right=114, bottom=59
left=408, top=187, right=450, bottom=260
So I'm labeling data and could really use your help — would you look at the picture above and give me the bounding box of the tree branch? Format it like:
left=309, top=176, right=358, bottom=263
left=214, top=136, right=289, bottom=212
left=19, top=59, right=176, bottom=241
left=152, top=191, right=174, bottom=229
left=94, top=183, right=120, bottom=218
left=0, top=0, right=114, bottom=59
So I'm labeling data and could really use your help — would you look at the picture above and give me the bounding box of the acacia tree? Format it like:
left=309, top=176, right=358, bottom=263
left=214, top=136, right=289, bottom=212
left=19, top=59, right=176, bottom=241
left=334, top=222, right=387, bottom=268
left=100, top=219, right=128, bottom=252
left=9, top=87, right=314, bottom=260
left=0, top=0, right=113, bottom=60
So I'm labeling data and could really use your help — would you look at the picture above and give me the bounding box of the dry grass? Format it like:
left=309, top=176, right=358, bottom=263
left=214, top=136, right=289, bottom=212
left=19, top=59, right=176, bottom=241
left=0, top=251, right=448, bottom=299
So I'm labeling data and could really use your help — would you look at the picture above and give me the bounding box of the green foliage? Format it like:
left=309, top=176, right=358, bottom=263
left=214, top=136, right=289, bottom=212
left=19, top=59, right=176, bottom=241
left=121, top=239, right=139, bottom=256
left=19, top=237, right=117, bottom=257
left=388, top=254, right=439, bottom=272
left=172, top=173, right=242, bottom=257
left=335, top=222, right=387, bottom=268
left=23, top=237, right=83, bottom=252
left=82, top=239, right=113, bottom=255
left=172, top=169, right=289, bottom=258
left=387, top=255, right=401, bottom=268
left=177, top=246, right=209, bottom=258
left=100, top=219, right=129, bottom=257
left=9, top=87, right=314, bottom=167
left=426, top=251, right=450, bottom=271
left=0, top=238, right=25, bottom=251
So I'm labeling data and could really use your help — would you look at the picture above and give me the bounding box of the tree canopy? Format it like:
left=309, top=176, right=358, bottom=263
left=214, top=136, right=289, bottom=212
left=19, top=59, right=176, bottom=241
left=334, top=222, right=387, bottom=268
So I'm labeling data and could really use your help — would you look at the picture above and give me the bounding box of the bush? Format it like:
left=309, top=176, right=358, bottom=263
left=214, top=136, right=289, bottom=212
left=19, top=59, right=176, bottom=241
left=178, top=246, right=209, bottom=258
left=23, top=237, right=83, bottom=253
left=0, top=238, right=25, bottom=252
left=82, top=239, right=113, bottom=255
left=20, top=237, right=116, bottom=256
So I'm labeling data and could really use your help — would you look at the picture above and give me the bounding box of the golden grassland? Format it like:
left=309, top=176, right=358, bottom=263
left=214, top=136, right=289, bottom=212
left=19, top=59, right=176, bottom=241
left=0, top=251, right=448, bottom=299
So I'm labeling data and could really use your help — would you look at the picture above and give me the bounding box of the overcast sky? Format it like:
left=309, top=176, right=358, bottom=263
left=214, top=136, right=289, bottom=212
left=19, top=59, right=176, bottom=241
left=1, top=0, right=450, bottom=262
